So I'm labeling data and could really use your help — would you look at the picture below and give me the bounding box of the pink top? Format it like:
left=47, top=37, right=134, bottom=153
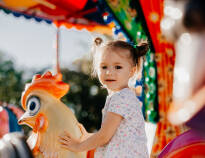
left=95, top=88, right=148, bottom=158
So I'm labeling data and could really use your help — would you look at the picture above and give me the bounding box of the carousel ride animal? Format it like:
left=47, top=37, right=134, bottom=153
left=18, top=71, right=93, bottom=158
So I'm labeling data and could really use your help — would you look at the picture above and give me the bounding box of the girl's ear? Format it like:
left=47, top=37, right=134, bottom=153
left=131, top=66, right=137, bottom=76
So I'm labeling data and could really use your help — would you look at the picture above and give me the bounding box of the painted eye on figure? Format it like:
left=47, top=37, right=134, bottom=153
left=115, top=65, right=122, bottom=69
left=26, top=96, right=41, bottom=115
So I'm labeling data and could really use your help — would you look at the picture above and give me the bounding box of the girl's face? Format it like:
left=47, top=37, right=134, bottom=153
left=96, top=48, right=136, bottom=93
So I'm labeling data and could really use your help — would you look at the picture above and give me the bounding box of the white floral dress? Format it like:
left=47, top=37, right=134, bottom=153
left=94, top=88, right=149, bottom=158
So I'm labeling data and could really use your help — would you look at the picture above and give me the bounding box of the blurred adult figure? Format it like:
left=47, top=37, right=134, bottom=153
left=168, top=0, right=205, bottom=135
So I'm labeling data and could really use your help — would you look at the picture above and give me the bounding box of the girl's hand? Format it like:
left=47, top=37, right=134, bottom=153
left=58, top=131, right=81, bottom=152
left=78, top=123, right=92, bottom=141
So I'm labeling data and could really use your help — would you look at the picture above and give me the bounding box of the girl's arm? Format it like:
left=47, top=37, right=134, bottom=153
left=59, top=112, right=123, bottom=152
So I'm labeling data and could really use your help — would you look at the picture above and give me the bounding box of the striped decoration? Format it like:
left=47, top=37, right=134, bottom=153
left=0, top=104, right=23, bottom=138
left=139, top=1, right=187, bottom=157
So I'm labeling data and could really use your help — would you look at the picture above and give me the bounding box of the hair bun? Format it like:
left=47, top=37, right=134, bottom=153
left=137, top=43, right=149, bottom=57
left=94, top=37, right=103, bottom=46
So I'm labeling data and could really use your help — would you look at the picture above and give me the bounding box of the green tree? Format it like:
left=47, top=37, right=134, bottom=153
left=0, top=53, right=24, bottom=106
left=61, top=69, right=107, bottom=132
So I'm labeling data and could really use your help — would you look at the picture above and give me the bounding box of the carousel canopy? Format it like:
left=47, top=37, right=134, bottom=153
left=0, top=0, right=113, bottom=34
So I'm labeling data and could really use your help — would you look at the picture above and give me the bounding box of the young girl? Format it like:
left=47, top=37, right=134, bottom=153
left=59, top=38, right=149, bottom=158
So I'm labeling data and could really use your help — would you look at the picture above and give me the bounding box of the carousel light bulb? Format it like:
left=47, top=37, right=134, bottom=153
left=164, top=6, right=182, bottom=20
left=137, top=31, right=141, bottom=36
left=103, top=15, right=108, bottom=21
left=146, top=93, right=150, bottom=98
left=145, top=77, right=149, bottom=82
left=144, top=61, right=148, bottom=66
left=147, top=110, right=151, bottom=115
left=164, top=6, right=173, bottom=16
left=172, top=8, right=182, bottom=20
left=160, top=18, right=175, bottom=30
left=179, top=33, right=192, bottom=45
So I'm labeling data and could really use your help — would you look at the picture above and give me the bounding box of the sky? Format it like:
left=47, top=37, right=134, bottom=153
left=0, top=10, right=97, bottom=72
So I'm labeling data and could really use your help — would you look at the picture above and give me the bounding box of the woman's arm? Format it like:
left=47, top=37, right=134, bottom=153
left=59, top=112, right=123, bottom=152
left=192, top=85, right=205, bottom=106
left=168, top=85, right=205, bottom=125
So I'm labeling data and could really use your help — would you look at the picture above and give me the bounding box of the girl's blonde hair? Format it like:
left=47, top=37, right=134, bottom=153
left=91, top=37, right=149, bottom=77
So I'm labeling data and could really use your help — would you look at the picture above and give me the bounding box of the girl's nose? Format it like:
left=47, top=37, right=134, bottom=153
left=106, top=69, right=112, bottom=75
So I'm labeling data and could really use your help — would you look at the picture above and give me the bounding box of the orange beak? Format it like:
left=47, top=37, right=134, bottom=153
left=18, top=112, right=36, bottom=128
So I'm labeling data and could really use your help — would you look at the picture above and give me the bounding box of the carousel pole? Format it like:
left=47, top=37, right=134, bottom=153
left=56, top=25, right=61, bottom=75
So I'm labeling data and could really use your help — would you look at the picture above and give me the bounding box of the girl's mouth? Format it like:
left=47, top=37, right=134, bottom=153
left=105, top=79, right=116, bottom=82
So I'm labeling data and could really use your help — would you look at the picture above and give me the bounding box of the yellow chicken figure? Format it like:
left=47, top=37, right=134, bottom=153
left=18, top=71, right=89, bottom=158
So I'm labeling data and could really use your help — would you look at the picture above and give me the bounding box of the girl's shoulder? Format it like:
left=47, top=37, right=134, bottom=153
left=109, top=88, right=137, bottom=102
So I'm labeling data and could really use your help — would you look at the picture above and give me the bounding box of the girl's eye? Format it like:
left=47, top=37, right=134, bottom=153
left=115, top=66, right=122, bottom=69
left=101, top=66, right=107, bottom=69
